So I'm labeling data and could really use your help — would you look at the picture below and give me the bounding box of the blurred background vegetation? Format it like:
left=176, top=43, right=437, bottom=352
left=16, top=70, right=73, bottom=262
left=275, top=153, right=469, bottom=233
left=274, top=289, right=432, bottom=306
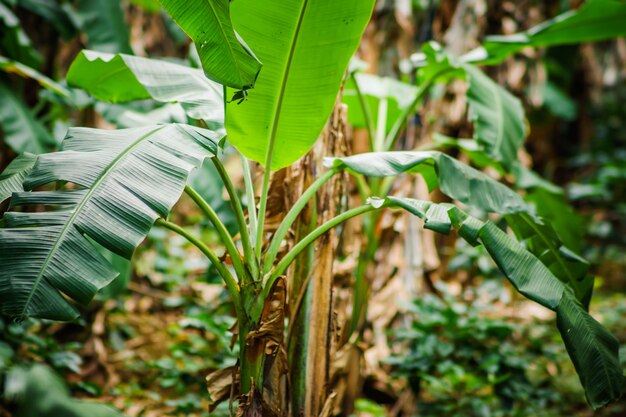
left=0, top=0, right=625, bottom=416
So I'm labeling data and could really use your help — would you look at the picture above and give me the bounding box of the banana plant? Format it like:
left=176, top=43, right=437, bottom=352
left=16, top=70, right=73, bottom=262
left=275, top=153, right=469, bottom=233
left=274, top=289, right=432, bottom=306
left=342, top=0, right=626, bottom=341
left=0, top=0, right=623, bottom=415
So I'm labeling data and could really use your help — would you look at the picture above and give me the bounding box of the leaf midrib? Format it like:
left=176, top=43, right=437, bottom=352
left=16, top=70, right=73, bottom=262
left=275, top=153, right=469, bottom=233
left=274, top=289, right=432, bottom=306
left=20, top=126, right=164, bottom=317
left=205, top=0, right=245, bottom=81
left=264, top=0, right=310, bottom=169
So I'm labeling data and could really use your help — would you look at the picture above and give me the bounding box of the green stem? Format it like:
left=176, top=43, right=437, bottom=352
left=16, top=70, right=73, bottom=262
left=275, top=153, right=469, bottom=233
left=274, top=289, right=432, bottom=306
left=380, top=175, right=396, bottom=197
left=348, top=232, right=379, bottom=336
left=185, top=185, right=248, bottom=281
left=256, top=164, right=270, bottom=259
left=263, top=168, right=338, bottom=274
left=351, top=72, right=376, bottom=151
left=354, top=173, right=371, bottom=204
left=383, top=68, right=452, bottom=151
left=241, top=154, right=258, bottom=253
left=266, top=204, right=384, bottom=293
left=239, top=320, right=265, bottom=394
left=374, top=98, right=388, bottom=151
left=155, top=219, right=242, bottom=318
left=212, top=156, right=257, bottom=279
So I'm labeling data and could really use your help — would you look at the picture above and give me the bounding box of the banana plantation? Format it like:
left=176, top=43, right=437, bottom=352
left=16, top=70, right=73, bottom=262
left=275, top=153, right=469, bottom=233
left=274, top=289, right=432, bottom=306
left=0, top=0, right=625, bottom=416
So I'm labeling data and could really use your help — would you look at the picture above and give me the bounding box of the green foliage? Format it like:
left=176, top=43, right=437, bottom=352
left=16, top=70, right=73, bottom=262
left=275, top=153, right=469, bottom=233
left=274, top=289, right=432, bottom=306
left=389, top=287, right=559, bottom=417
left=326, top=140, right=625, bottom=407
left=14, top=0, right=77, bottom=40
left=343, top=73, right=419, bottom=139
left=5, top=365, right=124, bottom=417
left=158, top=0, right=262, bottom=90
left=330, top=150, right=593, bottom=308
left=0, top=83, right=56, bottom=154
left=464, top=64, right=526, bottom=169
left=0, top=2, right=41, bottom=67
left=0, top=125, right=220, bottom=320
left=225, top=0, right=376, bottom=170
left=67, top=50, right=224, bottom=123
left=70, top=0, right=132, bottom=54
left=412, top=44, right=527, bottom=168
left=381, top=197, right=624, bottom=409
left=505, top=212, right=593, bottom=307
left=128, top=0, right=161, bottom=13
left=0, top=153, right=37, bottom=202
left=0, top=0, right=624, bottom=414
left=465, top=0, right=626, bottom=64
left=326, top=151, right=532, bottom=217
left=0, top=56, right=69, bottom=96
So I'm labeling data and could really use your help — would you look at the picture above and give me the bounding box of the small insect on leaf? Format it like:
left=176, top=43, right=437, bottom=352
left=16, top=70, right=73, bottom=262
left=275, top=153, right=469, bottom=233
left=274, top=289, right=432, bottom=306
left=229, top=89, right=249, bottom=105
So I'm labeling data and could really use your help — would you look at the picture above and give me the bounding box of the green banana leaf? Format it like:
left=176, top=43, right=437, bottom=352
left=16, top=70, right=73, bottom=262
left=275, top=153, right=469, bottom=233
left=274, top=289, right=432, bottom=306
left=524, top=187, right=584, bottom=252
left=226, top=0, right=376, bottom=170
left=505, top=212, right=593, bottom=307
left=6, top=365, right=125, bottom=417
left=0, top=56, right=69, bottom=96
left=0, top=124, right=220, bottom=321
left=382, top=196, right=624, bottom=409
left=158, top=0, right=262, bottom=90
left=0, top=2, right=41, bottom=67
left=70, top=0, right=132, bottom=54
left=326, top=151, right=591, bottom=303
left=411, top=45, right=527, bottom=168
left=0, top=153, right=37, bottom=203
left=67, top=50, right=223, bottom=123
left=95, top=103, right=187, bottom=129
left=427, top=138, right=591, bottom=302
left=464, top=64, right=525, bottom=169
left=14, top=0, right=77, bottom=39
left=462, top=0, right=626, bottom=64
left=325, top=151, right=532, bottom=216
left=0, top=83, right=56, bottom=154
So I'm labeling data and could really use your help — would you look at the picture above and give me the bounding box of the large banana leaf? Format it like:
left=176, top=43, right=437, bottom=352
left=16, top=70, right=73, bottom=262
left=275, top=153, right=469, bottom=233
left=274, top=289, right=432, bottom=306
left=0, top=83, right=56, bottom=154
left=0, top=153, right=37, bottom=203
left=71, top=0, right=132, bottom=54
left=432, top=133, right=591, bottom=303
left=325, top=151, right=533, bottom=216
left=411, top=45, right=526, bottom=167
left=158, top=0, right=262, bottom=90
left=430, top=135, right=590, bottom=296
left=326, top=151, right=592, bottom=303
left=226, top=0, right=376, bottom=170
left=462, top=0, right=626, bottom=64
left=0, top=124, right=220, bottom=321
left=505, top=212, right=593, bottom=307
left=383, top=196, right=624, bottom=409
left=464, top=64, right=525, bottom=169
left=96, top=103, right=187, bottom=129
left=67, top=50, right=223, bottom=123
